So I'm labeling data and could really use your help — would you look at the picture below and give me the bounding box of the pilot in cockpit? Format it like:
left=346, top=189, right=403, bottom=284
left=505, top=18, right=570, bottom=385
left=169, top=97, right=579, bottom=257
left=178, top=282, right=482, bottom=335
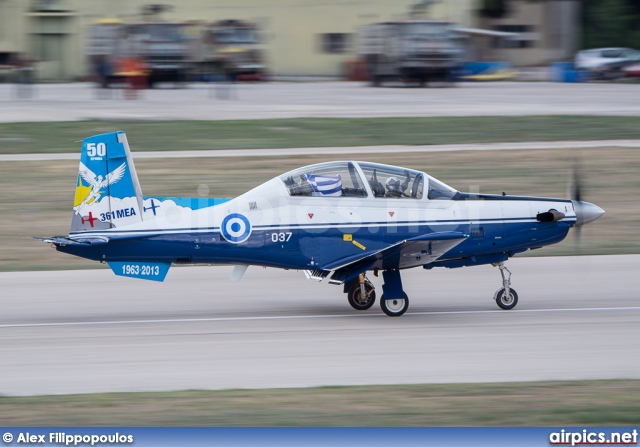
left=384, top=170, right=411, bottom=198
left=283, top=175, right=304, bottom=195
left=385, top=177, right=403, bottom=197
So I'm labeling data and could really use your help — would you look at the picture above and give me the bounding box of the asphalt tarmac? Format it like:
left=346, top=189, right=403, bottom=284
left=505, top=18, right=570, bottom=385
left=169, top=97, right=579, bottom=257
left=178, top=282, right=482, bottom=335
left=1, top=255, right=638, bottom=396
left=2, top=81, right=640, bottom=123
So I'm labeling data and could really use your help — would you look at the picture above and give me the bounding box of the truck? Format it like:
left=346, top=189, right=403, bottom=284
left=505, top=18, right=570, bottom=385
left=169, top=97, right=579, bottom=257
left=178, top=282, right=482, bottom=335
left=360, top=20, right=465, bottom=86
left=122, top=21, right=196, bottom=86
left=87, top=19, right=265, bottom=86
left=193, top=20, right=266, bottom=81
left=87, top=19, right=196, bottom=87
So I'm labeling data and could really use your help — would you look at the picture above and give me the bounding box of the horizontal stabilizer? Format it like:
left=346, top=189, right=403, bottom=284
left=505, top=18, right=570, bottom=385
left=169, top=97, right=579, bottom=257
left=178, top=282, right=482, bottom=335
left=34, top=236, right=109, bottom=246
left=108, top=261, right=171, bottom=282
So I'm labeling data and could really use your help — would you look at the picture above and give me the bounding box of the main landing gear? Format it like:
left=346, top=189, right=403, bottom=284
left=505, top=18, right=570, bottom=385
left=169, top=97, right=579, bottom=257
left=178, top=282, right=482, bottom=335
left=492, top=262, right=518, bottom=310
left=345, top=270, right=409, bottom=317
left=347, top=273, right=376, bottom=311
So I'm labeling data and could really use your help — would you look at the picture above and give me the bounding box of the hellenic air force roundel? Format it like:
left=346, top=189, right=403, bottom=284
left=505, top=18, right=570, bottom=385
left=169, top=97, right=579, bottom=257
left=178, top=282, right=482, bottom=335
left=221, top=213, right=252, bottom=244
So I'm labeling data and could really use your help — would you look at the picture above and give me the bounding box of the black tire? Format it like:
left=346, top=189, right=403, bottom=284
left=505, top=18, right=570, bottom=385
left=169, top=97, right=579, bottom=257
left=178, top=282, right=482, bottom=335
left=380, top=293, right=409, bottom=317
left=347, top=280, right=376, bottom=310
left=495, top=287, right=518, bottom=310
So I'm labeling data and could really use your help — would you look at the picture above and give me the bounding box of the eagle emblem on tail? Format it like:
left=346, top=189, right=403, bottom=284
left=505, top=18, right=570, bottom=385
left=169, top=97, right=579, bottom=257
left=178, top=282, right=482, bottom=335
left=74, top=162, right=126, bottom=212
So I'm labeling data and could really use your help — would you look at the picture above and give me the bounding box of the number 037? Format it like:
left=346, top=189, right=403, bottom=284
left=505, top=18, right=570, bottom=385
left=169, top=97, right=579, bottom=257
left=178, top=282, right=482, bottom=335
left=271, top=232, right=292, bottom=242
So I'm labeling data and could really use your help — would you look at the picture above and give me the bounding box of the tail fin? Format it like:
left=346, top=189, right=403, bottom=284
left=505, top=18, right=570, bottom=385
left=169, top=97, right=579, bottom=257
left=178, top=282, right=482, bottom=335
left=71, top=131, right=143, bottom=232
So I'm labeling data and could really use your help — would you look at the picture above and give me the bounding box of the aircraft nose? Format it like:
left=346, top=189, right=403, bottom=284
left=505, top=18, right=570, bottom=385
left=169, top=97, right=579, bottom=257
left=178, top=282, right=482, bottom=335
left=572, top=200, right=605, bottom=226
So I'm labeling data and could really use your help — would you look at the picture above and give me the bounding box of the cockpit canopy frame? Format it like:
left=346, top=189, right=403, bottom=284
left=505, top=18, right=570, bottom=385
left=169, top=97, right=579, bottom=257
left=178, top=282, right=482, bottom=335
left=278, top=161, right=458, bottom=201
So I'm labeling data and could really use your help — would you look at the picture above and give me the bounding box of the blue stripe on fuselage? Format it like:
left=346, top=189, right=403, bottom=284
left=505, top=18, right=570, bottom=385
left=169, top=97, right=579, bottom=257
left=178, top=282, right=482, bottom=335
left=59, top=220, right=573, bottom=270
left=69, top=216, right=574, bottom=237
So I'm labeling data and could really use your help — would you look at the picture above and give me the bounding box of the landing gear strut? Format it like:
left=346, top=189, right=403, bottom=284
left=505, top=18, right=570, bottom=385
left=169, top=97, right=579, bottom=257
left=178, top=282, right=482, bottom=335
left=347, top=273, right=376, bottom=311
left=380, top=270, right=409, bottom=317
left=492, top=262, right=518, bottom=310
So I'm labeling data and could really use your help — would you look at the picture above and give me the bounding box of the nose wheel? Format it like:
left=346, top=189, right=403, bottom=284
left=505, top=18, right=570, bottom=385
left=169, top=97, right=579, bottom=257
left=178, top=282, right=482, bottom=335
left=494, top=287, right=518, bottom=310
left=492, top=262, right=518, bottom=310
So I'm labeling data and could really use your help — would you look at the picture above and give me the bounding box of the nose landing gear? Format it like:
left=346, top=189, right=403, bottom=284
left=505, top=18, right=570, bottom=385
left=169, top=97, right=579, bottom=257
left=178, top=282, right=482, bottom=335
left=492, top=262, right=518, bottom=310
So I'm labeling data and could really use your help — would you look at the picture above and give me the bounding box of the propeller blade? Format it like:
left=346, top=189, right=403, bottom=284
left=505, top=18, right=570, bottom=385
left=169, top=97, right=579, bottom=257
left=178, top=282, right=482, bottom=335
left=571, top=161, right=584, bottom=246
left=569, top=162, right=604, bottom=247
left=573, top=219, right=583, bottom=248
left=572, top=162, right=582, bottom=203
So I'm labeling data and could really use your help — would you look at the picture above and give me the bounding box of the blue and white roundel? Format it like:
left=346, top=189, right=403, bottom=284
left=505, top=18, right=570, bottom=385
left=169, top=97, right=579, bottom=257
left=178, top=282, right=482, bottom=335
left=221, top=213, right=252, bottom=244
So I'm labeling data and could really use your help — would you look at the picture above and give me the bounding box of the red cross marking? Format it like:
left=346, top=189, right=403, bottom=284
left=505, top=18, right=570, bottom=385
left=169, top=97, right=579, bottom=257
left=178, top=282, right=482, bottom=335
left=81, top=212, right=98, bottom=227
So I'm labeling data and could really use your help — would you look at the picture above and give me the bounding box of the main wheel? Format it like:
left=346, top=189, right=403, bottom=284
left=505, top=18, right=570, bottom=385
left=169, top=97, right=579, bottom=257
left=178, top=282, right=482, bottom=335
left=380, top=293, right=409, bottom=317
left=347, top=280, right=376, bottom=311
left=495, top=287, right=518, bottom=310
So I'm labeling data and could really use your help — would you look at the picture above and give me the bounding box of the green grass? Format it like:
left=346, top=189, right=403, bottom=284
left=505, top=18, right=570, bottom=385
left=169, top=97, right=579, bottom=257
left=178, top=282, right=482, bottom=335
left=1, top=380, right=639, bottom=426
left=3, top=116, right=640, bottom=154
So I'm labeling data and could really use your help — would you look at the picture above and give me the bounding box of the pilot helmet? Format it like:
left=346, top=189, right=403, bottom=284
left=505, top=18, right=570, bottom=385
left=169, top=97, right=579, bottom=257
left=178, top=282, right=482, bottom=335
left=385, top=176, right=401, bottom=192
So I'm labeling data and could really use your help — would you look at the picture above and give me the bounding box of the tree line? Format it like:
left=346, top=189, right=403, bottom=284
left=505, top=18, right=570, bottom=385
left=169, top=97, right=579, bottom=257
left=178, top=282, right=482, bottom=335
left=478, top=0, right=640, bottom=50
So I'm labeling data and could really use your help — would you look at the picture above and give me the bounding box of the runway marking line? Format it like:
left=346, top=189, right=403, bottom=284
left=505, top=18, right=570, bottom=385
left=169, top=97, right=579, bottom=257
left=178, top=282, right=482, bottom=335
left=1, top=306, right=640, bottom=329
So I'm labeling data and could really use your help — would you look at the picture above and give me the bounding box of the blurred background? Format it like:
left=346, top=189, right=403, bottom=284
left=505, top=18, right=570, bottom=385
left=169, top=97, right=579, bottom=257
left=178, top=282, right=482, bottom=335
left=0, top=0, right=638, bottom=83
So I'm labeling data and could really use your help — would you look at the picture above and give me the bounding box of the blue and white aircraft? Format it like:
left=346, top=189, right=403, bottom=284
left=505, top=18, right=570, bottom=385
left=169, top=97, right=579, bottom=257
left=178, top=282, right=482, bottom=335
left=38, top=131, right=605, bottom=316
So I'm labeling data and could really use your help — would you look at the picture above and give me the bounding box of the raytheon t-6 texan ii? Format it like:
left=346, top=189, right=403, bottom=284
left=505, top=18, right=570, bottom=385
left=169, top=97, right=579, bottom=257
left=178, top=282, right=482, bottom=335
left=38, top=131, right=605, bottom=317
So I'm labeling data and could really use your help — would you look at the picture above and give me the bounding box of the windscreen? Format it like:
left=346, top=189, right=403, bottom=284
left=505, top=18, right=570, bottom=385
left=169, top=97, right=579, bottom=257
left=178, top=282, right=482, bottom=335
left=399, top=22, right=450, bottom=40
left=213, top=27, right=259, bottom=43
left=358, top=162, right=423, bottom=199
left=427, top=176, right=458, bottom=200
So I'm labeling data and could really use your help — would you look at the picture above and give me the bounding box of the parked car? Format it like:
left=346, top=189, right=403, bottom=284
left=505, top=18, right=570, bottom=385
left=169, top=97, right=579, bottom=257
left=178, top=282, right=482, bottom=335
left=575, top=47, right=640, bottom=79
left=597, top=55, right=640, bottom=80
left=621, top=61, right=640, bottom=78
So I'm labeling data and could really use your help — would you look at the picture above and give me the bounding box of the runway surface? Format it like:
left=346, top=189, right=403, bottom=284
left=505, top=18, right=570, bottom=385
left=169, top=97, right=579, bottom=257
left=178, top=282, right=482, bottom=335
left=2, top=81, right=640, bottom=123
left=1, top=255, right=639, bottom=396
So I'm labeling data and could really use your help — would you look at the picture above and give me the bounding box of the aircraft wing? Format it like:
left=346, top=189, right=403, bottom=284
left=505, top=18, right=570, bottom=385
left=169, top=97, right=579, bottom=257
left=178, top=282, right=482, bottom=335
left=321, top=231, right=468, bottom=285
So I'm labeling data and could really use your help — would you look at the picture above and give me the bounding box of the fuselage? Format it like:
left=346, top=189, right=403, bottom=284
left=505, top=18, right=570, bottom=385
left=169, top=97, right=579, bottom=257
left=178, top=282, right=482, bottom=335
left=58, top=175, right=577, bottom=272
